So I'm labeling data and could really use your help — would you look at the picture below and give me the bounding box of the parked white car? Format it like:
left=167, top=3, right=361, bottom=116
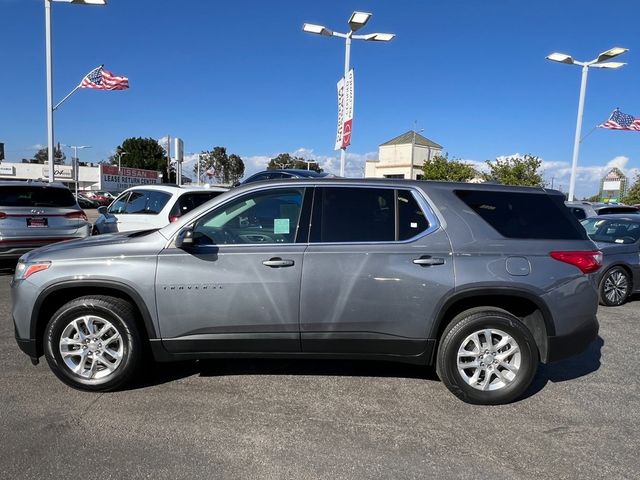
left=92, top=184, right=227, bottom=235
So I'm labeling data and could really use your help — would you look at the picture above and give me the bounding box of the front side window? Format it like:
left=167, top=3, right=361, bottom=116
left=192, top=188, right=304, bottom=245
left=123, top=190, right=171, bottom=215
left=108, top=193, right=130, bottom=214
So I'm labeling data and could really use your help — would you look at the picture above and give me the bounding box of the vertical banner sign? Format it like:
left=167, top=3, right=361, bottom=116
left=334, top=69, right=355, bottom=150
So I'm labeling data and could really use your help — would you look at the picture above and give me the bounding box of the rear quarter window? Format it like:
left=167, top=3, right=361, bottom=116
left=456, top=190, right=586, bottom=240
left=0, top=185, right=76, bottom=207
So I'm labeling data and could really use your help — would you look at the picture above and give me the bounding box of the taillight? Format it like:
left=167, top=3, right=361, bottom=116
left=550, top=250, right=603, bottom=274
left=0, top=212, right=6, bottom=219
left=65, top=211, right=88, bottom=221
left=169, top=215, right=180, bottom=223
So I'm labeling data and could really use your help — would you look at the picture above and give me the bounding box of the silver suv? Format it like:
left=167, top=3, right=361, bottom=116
left=12, top=180, right=601, bottom=404
left=0, top=181, right=89, bottom=258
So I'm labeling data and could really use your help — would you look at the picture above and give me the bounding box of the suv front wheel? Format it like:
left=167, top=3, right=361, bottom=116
left=44, top=296, right=141, bottom=391
left=436, top=308, right=538, bottom=405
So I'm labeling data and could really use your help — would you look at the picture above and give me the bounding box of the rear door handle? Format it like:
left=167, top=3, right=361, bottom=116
left=262, top=257, right=295, bottom=268
left=413, top=256, right=445, bottom=266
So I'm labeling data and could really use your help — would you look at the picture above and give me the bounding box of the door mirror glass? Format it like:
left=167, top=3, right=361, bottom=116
left=97, top=206, right=108, bottom=215
left=175, top=227, right=195, bottom=249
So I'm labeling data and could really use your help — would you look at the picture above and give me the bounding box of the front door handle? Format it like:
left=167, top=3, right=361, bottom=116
left=262, top=257, right=295, bottom=268
left=413, top=256, right=445, bottom=266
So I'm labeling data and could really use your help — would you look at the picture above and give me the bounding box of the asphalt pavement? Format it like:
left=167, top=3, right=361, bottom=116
left=0, top=270, right=638, bottom=479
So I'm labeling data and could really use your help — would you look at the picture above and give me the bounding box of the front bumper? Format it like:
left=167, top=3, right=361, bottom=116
left=546, top=315, right=599, bottom=363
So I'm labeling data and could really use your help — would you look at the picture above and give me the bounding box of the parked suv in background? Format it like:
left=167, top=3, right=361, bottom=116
left=566, top=200, right=639, bottom=220
left=0, top=181, right=89, bottom=258
left=13, top=180, right=600, bottom=404
left=92, top=184, right=227, bottom=234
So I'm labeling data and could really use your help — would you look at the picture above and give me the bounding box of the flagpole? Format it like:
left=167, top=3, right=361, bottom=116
left=53, top=84, right=81, bottom=111
left=53, top=65, right=102, bottom=111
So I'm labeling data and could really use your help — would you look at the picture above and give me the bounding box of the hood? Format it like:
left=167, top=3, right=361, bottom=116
left=21, top=230, right=166, bottom=262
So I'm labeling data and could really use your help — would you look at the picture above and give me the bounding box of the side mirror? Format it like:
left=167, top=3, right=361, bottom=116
left=97, top=206, right=108, bottom=215
left=175, top=227, right=194, bottom=249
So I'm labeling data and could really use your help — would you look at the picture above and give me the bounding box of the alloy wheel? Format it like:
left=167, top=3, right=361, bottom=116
left=604, top=271, right=629, bottom=305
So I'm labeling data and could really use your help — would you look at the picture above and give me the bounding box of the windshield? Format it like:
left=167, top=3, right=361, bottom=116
left=580, top=218, right=640, bottom=244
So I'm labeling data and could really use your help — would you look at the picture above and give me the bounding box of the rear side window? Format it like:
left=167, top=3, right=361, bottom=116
left=456, top=190, right=585, bottom=240
left=170, top=191, right=224, bottom=219
left=569, top=207, right=587, bottom=220
left=310, top=187, right=431, bottom=243
left=0, top=186, right=76, bottom=207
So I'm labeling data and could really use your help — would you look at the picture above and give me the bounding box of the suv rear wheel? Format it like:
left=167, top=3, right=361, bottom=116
left=43, top=296, right=141, bottom=391
left=436, top=308, right=538, bottom=405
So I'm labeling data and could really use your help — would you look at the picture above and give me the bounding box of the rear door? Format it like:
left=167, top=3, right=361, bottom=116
left=299, top=186, right=454, bottom=356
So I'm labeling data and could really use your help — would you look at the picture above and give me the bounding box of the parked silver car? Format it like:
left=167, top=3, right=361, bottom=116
left=0, top=181, right=89, bottom=258
left=581, top=215, right=640, bottom=306
left=13, top=180, right=600, bottom=404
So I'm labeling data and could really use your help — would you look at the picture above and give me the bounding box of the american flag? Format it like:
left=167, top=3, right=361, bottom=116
left=599, top=109, right=640, bottom=131
left=80, top=66, right=129, bottom=90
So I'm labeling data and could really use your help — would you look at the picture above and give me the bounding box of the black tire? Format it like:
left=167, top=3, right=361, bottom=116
left=436, top=308, right=538, bottom=405
left=599, top=266, right=631, bottom=307
left=44, top=296, right=141, bottom=391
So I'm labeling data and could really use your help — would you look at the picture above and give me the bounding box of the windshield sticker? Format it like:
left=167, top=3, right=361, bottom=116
left=274, top=218, right=290, bottom=235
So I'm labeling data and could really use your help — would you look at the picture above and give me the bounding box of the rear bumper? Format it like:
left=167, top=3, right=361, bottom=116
left=546, top=315, right=599, bottom=363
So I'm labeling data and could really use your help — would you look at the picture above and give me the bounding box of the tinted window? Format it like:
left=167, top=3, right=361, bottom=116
left=312, top=187, right=395, bottom=242
left=192, top=188, right=304, bottom=245
left=170, top=191, right=223, bottom=219
left=0, top=186, right=76, bottom=207
left=398, top=190, right=430, bottom=240
left=569, top=207, right=587, bottom=220
left=456, top=190, right=585, bottom=240
left=597, top=206, right=639, bottom=215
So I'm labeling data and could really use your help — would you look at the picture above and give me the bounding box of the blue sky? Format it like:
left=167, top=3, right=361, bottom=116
left=1, top=0, right=639, bottom=197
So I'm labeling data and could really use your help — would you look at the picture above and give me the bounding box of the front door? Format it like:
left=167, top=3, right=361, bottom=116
left=156, top=187, right=309, bottom=354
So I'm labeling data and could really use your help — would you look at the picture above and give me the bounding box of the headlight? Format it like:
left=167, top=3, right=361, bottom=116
left=14, top=261, right=51, bottom=280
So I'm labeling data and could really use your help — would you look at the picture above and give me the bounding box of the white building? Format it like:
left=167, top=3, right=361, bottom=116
left=0, top=162, right=101, bottom=190
left=365, top=130, right=443, bottom=180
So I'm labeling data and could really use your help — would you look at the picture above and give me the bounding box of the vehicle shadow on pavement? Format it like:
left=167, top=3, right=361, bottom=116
left=132, top=358, right=441, bottom=390
left=521, top=335, right=604, bottom=400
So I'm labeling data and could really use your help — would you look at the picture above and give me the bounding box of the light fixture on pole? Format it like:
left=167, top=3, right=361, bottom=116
left=303, top=11, right=394, bottom=177
left=61, top=144, right=91, bottom=196
left=44, top=0, right=106, bottom=184
left=546, top=46, right=628, bottom=201
left=116, top=151, right=128, bottom=172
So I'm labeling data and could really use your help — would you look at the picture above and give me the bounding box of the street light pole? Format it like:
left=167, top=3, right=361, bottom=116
left=569, top=65, right=589, bottom=202
left=61, top=144, right=90, bottom=197
left=546, top=47, right=628, bottom=201
left=43, top=0, right=107, bottom=184
left=45, top=0, right=54, bottom=183
left=303, top=12, right=394, bottom=178
left=116, top=151, right=128, bottom=173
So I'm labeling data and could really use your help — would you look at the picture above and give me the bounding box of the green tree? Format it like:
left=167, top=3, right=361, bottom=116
left=112, top=137, right=172, bottom=182
left=584, top=193, right=601, bottom=202
left=484, top=154, right=545, bottom=187
left=622, top=175, right=640, bottom=205
left=199, top=146, right=245, bottom=185
left=421, top=153, right=478, bottom=182
left=33, top=145, right=66, bottom=165
left=267, top=153, right=322, bottom=172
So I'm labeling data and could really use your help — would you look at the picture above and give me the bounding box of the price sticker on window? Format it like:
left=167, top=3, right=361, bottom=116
left=274, top=218, right=290, bottom=235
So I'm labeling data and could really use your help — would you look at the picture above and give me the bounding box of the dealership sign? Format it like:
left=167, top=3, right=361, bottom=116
left=43, top=166, right=73, bottom=179
left=335, top=69, right=354, bottom=150
left=100, top=165, right=160, bottom=192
